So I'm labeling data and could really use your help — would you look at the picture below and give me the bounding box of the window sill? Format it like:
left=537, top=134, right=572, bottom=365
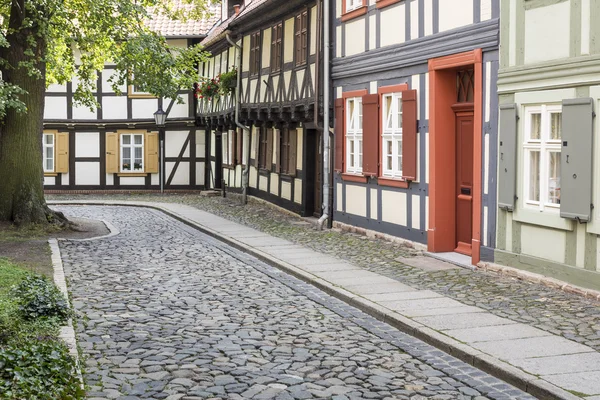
left=258, top=168, right=271, bottom=175
left=341, top=6, right=367, bottom=22
left=280, top=173, right=295, bottom=181
left=376, top=0, right=402, bottom=9
left=341, top=173, right=368, bottom=183
left=44, top=173, right=58, bottom=177
left=118, top=172, right=148, bottom=177
left=128, top=94, right=156, bottom=99
left=378, top=177, right=409, bottom=188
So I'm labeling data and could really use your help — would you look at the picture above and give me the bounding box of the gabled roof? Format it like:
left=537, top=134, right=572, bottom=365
left=146, top=1, right=222, bottom=38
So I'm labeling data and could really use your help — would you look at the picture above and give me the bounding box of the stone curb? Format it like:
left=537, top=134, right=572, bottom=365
left=48, top=201, right=583, bottom=400
left=48, top=238, right=84, bottom=388
left=56, top=217, right=120, bottom=242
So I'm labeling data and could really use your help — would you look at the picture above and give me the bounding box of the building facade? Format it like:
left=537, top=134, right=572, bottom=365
left=198, top=0, right=324, bottom=216
left=332, top=0, right=500, bottom=265
left=495, top=0, right=600, bottom=289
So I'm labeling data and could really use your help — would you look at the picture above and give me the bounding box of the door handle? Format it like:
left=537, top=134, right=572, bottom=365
left=461, top=187, right=471, bottom=195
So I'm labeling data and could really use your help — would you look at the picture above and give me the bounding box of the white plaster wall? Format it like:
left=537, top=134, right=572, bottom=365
left=44, top=176, right=55, bottom=185
left=381, top=191, right=407, bottom=226
left=75, top=162, right=100, bottom=185
left=438, top=0, right=473, bottom=32
left=345, top=19, right=366, bottom=57
left=520, top=224, right=566, bottom=264
left=196, top=163, right=205, bottom=186
left=270, top=173, right=279, bottom=195
left=47, top=83, right=67, bottom=93
left=369, top=14, right=377, bottom=50
left=132, top=98, right=159, bottom=119
left=196, top=130, right=206, bottom=159
left=310, top=6, right=317, bottom=54
left=259, top=175, right=268, bottom=191
left=296, top=128, right=304, bottom=170
left=250, top=79, right=257, bottom=103
left=106, top=173, right=114, bottom=186
left=336, top=26, right=342, bottom=58
left=262, top=28, right=271, bottom=68
left=235, top=165, right=242, bottom=187
left=336, top=183, right=343, bottom=211
left=410, top=0, right=419, bottom=40
left=412, top=194, right=420, bottom=230
left=524, top=1, right=570, bottom=64
left=294, top=179, right=302, bottom=204
left=165, top=98, right=189, bottom=118
left=345, top=185, right=367, bottom=217
left=152, top=172, right=159, bottom=186
left=380, top=4, right=406, bottom=48
left=102, top=69, right=126, bottom=93
left=281, top=181, right=292, bottom=200
left=75, top=132, right=100, bottom=157
left=73, top=104, right=97, bottom=120
left=242, top=35, right=251, bottom=72
left=370, top=189, right=378, bottom=220
left=481, top=0, right=492, bottom=21
left=582, top=0, right=590, bottom=55
left=250, top=166, right=258, bottom=188
left=165, top=131, right=190, bottom=158
left=120, top=176, right=145, bottom=185
left=102, top=97, right=128, bottom=119
left=424, top=0, right=433, bottom=36
left=44, top=97, right=67, bottom=119
left=165, top=162, right=189, bottom=185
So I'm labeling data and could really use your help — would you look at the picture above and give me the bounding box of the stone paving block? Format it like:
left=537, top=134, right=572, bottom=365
left=400, top=305, right=484, bottom=317
left=279, top=255, right=342, bottom=266
left=344, top=282, right=417, bottom=295
left=364, top=290, right=441, bottom=302
left=238, top=237, right=293, bottom=246
left=508, top=352, right=600, bottom=375
left=330, top=275, right=399, bottom=286
left=474, top=336, right=593, bottom=361
left=414, top=312, right=517, bottom=331
left=299, top=263, right=362, bottom=273
left=543, top=370, right=600, bottom=396
left=381, top=297, right=467, bottom=312
left=313, top=269, right=382, bottom=281
left=444, top=323, right=549, bottom=344
left=397, top=256, right=460, bottom=271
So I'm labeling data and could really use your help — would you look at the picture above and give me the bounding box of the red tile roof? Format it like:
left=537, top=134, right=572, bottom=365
left=146, top=1, right=222, bottom=37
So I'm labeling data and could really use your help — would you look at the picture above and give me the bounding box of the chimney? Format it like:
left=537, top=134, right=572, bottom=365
left=233, top=4, right=240, bottom=15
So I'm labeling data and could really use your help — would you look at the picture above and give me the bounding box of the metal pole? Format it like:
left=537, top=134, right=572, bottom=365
left=160, top=131, right=165, bottom=194
left=318, top=0, right=331, bottom=229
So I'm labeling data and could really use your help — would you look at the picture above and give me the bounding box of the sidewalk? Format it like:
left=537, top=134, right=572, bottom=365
left=48, top=197, right=600, bottom=400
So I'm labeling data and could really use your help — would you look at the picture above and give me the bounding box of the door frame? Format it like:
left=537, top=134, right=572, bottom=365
left=428, top=49, right=483, bottom=265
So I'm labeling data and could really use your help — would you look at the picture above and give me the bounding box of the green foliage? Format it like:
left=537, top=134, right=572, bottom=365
left=218, top=68, right=238, bottom=95
left=196, top=77, right=220, bottom=100
left=0, top=340, right=84, bottom=400
left=11, top=276, right=70, bottom=321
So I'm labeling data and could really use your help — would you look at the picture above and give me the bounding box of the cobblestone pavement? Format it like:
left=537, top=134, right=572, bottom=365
left=50, top=194, right=600, bottom=353
left=55, top=205, right=534, bottom=400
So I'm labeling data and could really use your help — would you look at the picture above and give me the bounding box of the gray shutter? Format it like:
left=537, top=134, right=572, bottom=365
left=498, top=104, right=519, bottom=211
left=560, top=98, right=594, bottom=222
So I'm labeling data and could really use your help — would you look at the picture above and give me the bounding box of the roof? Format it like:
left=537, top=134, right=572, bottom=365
left=146, top=1, right=222, bottom=38
left=200, top=0, right=270, bottom=47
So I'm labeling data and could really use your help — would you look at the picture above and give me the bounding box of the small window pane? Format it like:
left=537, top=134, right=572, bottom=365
left=397, top=99, right=402, bottom=129
left=123, top=147, right=131, bottom=159
left=45, top=147, right=53, bottom=159
left=134, top=135, right=143, bottom=145
left=358, top=140, right=363, bottom=167
left=385, top=96, right=392, bottom=129
left=548, top=152, right=561, bottom=205
left=134, top=159, right=143, bottom=170
left=530, top=114, right=541, bottom=140
left=44, top=134, right=54, bottom=145
left=46, top=159, right=53, bottom=171
left=550, top=113, right=562, bottom=140
left=134, top=147, right=142, bottom=159
left=358, top=101, right=363, bottom=129
left=122, top=135, right=131, bottom=145
left=529, top=150, right=540, bottom=202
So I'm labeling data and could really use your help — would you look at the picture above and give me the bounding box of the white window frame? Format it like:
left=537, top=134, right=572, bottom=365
left=345, top=97, right=363, bottom=174
left=523, top=104, right=562, bottom=212
left=381, top=92, right=403, bottom=178
left=222, top=130, right=235, bottom=165
left=43, top=133, right=55, bottom=173
left=346, top=0, right=362, bottom=12
left=120, top=133, right=145, bottom=172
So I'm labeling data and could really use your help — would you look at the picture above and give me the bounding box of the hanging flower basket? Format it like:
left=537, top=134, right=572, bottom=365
left=219, top=68, right=238, bottom=95
left=196, top=77, right=220, bottom=101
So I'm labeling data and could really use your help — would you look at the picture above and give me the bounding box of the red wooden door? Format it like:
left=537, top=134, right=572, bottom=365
left=454, top=106, right=474, bottom=255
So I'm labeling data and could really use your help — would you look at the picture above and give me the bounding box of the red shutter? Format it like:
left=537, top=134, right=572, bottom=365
left=334, top=98, right=344, bottom=172
left=402, top=89, right=418, bottom=181
left=362, top=94, right=379, bottom=176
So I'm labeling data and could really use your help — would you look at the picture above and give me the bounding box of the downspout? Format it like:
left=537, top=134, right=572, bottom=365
left=226, top=32, right=251, bottom=204
left=317, top=0, right=331, bottom=229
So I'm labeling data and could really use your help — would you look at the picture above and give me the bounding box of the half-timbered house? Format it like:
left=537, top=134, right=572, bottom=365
left=332, top=0, right=500, bottom=265
left=197, top=0, right=324, bottom=216
left=42, top=6, right=220, bottom=192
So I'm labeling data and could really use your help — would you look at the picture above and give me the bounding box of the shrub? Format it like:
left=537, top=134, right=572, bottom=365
left=0, top=340, right=84, bottom=399
left=218, top=68, right=237, bottom=95
left=11, top=276, right=70, bottom=322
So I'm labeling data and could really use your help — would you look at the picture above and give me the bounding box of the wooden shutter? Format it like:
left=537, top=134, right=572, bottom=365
left=266, top=128, right=274, bottom=171
left=145, top=132, right=159, bottom=173
left=254, top=128, right=260, bottom=167
left=289, top=129, right=297, bottom=176
left=275, top=129, right=281, bottom=173
left=55, top=132, right=69, bottom=173
left=334, top=98, right=344, bottom=172
left=362, top=94, right=379, bottom=176
left=106, top=132, right=119, bottom=174
left=295, top=16, right=301, bottom=64
left=498, top=104, right=518, bottom=211
left=236, top=128, right=243, bottom=165
left=401, top=89, right=417, bottom=181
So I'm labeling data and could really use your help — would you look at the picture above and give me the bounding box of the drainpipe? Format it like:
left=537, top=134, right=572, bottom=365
left=317, top=0, right=331, bottom=229
left=226, top=33, right=251, bottom=204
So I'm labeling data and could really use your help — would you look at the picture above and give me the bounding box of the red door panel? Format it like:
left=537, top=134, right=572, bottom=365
left=455, top=110, right=474, bottom=255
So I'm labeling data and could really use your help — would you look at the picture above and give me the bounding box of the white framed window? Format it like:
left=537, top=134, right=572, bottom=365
left=523, top=104, right=562, bottom=211
left=346, top=0, right=362, bottom=12
left=120, top=133, right=144, bottom=172
left=43, top=133, right=55, bottom=173
left=381, top=93, right=403, bottom=178
left=346, top=97, right=363, bottom=174
left=222, top=130, right=235, bottom=165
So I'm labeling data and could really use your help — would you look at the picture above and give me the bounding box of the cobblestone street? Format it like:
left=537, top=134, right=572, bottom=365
left=56, top=205, right=534, bottom=400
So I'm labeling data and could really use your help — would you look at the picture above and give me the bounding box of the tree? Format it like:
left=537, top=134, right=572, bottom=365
left=0, top=0, right=211, bottom=225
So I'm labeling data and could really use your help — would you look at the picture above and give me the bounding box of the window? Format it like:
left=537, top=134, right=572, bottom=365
left=381, top=93, right=403, bottom=178
left=43, top=133, right=55, bottom=173
left=271, top=24, right=283, bottom=72
left=127, top=74, right=155, bottom=98
left=222, top=130, right=235, bottom=166
left=120, top=133, right=144, bottom=172
left=523, top=105, right=562, bottom=210
left=295, top=11, right=308, bottom=66
left=250, top=32, right=261, bottom=76
left=346, top=97, right=363, bottom=174
left=346, top=0, right=363, bottom=12
left=259, top=128, right=269, bottom=169
left=281, top=129, right=291, bottom=174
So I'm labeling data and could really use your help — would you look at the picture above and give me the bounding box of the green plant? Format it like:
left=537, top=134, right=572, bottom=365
left=218, top=68, right=237, bottom=95
left=0, top=340, right=85, bottom=399
left=11, top=276, right=70, bottom=322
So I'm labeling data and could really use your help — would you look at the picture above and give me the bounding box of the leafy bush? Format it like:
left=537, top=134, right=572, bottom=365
left=11, top=276, right=70, bottom=321
left=218, top=68, right=237, bottom=95
left=0, top=340, right=84, bottom=400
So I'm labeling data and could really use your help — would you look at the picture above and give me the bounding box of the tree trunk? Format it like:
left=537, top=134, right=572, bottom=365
left=0, top=0, right=68, bottom=226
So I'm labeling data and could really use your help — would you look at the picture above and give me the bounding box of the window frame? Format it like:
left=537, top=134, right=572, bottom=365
left=43, top=132, right=55, bottom=174
left=294, top=11, right=308, bottom=67
left=381, top=92, right=403, bottom=179
left=271, top=23, right=283, bottom=73
left=249, top=31, right=261, bottom=76
left=345, top=96, right=363, bottom=174
left=342, top=0, right=367, bottom=21
left=120, top=132, right=145, bottom=173
left=280, top=129, right=291, bottom=174
left=127, top=74, right=156, bottom=99
left=222, top=130, right=236, bottom=167
left=522, top=104, right=562, bottom=213
left=259, top=128, right=269, bottom=169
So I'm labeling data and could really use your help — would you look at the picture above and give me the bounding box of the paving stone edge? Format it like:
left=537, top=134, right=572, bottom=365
left=48, top=200, right=583, bottom=400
